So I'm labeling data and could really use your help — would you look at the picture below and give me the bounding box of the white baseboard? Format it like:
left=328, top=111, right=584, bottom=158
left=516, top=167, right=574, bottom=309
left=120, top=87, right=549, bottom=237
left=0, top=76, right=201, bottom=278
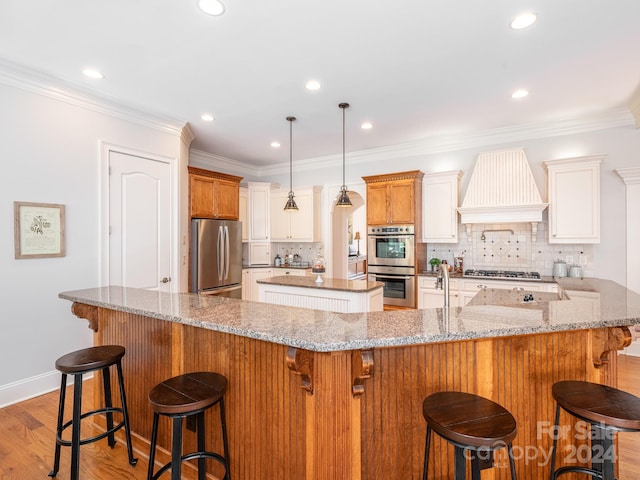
left=0, top=370, right=92, bottom=409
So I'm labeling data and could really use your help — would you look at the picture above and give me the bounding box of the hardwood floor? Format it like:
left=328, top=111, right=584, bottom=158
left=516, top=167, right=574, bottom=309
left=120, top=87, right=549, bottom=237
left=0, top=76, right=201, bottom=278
left=1, top=355, right=639, bottom=479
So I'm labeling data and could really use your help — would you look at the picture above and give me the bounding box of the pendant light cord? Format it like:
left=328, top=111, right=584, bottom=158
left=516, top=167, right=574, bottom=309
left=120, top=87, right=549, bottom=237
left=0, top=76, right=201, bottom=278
left=289, top=118, right=293, bottom=192
left=342, top=106, right=346, bottom=187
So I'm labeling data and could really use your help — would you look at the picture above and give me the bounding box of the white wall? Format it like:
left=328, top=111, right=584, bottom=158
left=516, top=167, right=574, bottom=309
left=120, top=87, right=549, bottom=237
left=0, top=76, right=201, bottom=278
left=0, top=82, right=185, bottom=406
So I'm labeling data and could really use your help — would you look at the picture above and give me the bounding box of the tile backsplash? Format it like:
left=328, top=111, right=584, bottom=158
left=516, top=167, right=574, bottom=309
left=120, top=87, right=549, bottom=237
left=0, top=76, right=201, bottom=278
left=424, top=222, right=595, bottom=277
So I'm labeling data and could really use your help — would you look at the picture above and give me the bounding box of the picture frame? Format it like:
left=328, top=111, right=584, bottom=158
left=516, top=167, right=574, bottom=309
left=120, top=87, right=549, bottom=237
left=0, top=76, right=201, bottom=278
left=14, top=201, right=66, bottom=259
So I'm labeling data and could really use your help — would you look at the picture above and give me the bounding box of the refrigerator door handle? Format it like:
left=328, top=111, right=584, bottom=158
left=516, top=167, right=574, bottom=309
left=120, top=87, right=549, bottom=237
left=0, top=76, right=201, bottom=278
left=224, top=225, right=230, bottom=280
left=217, top=225, right=224, bottom=281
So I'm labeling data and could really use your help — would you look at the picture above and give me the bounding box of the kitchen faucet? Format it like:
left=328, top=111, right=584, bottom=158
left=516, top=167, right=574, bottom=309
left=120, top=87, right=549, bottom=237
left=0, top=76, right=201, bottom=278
left=435, top=263, right=450, bottom=307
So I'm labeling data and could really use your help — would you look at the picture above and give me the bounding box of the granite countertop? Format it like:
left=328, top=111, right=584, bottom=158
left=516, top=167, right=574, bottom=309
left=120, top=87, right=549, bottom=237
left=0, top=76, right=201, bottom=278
left=59, top=278, right=640, bottom=353
left=257, top=275, right=383, bottom=292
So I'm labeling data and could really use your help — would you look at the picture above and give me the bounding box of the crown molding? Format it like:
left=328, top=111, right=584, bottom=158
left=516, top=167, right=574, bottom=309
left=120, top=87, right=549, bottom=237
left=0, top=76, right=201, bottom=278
left=615, top=167, right=640, bottom=185
left=3, top=58, right=633, bottom=176
left=0, top=58, right=185, bottom=137
left=191, top=107, right=635, bottom=179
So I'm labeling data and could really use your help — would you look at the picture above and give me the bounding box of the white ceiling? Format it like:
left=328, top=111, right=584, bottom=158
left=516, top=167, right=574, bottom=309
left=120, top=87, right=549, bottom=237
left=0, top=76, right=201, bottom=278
left=2, top=0, right=640, bottom=167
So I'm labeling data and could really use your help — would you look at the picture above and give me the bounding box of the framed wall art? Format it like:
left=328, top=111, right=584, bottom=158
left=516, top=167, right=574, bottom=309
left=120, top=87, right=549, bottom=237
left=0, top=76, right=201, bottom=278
left=14, top=201, right=66, bottom=259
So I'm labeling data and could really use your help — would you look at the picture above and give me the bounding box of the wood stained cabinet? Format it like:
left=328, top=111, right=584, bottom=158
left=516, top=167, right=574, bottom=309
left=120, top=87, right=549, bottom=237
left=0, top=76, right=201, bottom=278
left=362, top=170, right=424, bottom=230
left=188, top=166, right=242, bottom=219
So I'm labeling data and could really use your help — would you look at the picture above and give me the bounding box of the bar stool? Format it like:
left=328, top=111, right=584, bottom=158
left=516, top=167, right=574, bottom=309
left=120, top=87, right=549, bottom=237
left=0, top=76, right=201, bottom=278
left=422, top=391, right=517, bottom=480
left=147, top=371, right=231, bottom=480
left=49, top=345, right=137, bottom=480
left=549, top=380, right=640, bottom=479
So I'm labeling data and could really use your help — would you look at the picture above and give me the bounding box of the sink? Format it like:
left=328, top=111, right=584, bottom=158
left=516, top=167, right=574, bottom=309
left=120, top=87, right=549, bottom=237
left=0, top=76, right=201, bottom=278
left=467, top=288, right=565, bottom=307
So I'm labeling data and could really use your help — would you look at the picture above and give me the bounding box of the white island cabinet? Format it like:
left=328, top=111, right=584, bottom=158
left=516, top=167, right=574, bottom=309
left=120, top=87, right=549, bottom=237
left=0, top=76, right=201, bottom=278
left=257, top=275, right=383, bottom=313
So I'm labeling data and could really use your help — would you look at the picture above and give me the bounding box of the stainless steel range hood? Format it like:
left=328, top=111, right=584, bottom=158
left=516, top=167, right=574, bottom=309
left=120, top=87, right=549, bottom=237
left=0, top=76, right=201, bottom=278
left=458, top=148, right=547, bottom=241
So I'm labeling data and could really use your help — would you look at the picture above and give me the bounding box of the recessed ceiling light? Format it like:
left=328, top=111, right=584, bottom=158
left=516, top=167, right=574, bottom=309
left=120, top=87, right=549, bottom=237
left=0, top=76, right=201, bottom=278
left=198, top=0, right=225, bottom=16
left=201, top=113, right=215, bottom=121
left=305, top=80, right=321, bottom=91
left=361, top=122, right=373, bottom=130
left=82, top=68, right=104, bottom=79
left=512, top=89, right=529, bottom=99
left=510, top=12, right=537, bottom=30
left=271, top=141, right=281, bottom=148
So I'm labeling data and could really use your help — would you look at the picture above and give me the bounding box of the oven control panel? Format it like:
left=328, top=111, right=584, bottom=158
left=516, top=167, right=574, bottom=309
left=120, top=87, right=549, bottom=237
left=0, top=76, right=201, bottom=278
left=368, top=225, right=414, bottom=235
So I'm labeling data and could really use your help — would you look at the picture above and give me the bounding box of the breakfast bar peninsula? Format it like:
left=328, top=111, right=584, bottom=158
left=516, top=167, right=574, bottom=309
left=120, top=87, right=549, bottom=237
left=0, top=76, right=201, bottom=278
left=60, top=278, right=640, bottom=479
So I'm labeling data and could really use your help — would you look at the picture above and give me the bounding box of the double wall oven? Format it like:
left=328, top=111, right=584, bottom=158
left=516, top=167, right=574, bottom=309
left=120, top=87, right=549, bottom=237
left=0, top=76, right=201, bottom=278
left=367, top=225, right=416, bottom=308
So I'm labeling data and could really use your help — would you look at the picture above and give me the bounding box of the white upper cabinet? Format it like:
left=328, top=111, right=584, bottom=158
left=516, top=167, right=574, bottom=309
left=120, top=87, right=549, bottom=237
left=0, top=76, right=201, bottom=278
left=544, top=155, right=603, bottom=244
left=248, top=182, right=272, bottom=241
left=270, top=186, right=322, bottom=242
left=239, top=186, right=248, bottom=242
left=422, top=171, right=462, bottom=243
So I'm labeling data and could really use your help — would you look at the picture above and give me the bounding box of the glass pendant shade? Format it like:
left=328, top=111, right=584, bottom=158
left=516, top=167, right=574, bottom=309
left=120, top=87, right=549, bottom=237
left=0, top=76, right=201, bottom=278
left=336, top=102, right=352, bottom=207
left=283, top=116, right=299, bottom=211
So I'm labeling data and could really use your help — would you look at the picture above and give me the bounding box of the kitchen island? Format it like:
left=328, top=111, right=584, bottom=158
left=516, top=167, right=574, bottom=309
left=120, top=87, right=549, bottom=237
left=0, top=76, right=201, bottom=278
left=59, top=278, right=640, bottom=479
left=257, top=275, right=384, bottom=312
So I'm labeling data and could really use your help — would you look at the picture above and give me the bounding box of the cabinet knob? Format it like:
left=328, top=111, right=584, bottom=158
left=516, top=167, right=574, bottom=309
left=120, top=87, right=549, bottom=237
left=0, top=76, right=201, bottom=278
left=160, top=277, right=171, bottom=284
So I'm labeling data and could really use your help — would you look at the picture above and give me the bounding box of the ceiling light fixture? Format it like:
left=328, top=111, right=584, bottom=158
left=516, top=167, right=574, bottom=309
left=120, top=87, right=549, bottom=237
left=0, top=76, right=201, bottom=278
left=305, top=80, right=321, bottom=91
left=270, top=141, right=281, bottom=148
left=361, top=122, right=373, bottom=130
left=201, top=113, right=214, bottom=122
left=284, top=116, right=298, bottom=211
left=82, top=68, right=104, bottom=79
left=336, top=102, right=353, bottom=208
left=512, top=89, right=529, bottom=99
left=510, top=12, right=537, bottom=30
left=198, top=0, right=225, bottom=16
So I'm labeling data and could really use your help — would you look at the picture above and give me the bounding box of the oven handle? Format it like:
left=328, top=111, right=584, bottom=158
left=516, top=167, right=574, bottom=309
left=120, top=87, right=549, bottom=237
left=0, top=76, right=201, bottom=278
left=368, top=235, right=415, bottom=240
left=371, top=274, right=413, bottom=280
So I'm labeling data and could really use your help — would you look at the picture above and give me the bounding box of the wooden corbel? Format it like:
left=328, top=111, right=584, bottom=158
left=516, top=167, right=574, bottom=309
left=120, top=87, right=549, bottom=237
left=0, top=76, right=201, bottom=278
left=352, top=349, right=374, bottom=396
left=71, top=302, right=99, bottom=332
left=286, top=347, right=314, bottom=394
left=592, top=326, right=632, bottom=368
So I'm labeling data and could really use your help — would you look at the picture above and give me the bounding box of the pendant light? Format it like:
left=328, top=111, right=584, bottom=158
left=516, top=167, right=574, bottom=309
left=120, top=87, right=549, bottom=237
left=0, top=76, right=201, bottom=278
left=336, top=102, right=353, bottom=207
left=283, top=116, right=299, bottom=211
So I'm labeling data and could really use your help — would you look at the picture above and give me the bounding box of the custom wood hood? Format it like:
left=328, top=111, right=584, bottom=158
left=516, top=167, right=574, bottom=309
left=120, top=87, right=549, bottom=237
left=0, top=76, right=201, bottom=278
left=458, top=148, right=547, bottom=241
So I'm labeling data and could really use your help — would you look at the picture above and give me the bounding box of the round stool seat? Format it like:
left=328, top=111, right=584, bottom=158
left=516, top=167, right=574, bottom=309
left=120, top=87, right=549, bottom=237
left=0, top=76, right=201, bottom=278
left=552, top=380, right=640, bottom=431
left=423, top=391, right=517, bottom=448
left=149, top=371, right=228, bottom=416
left=55, top=345, right=125, bottom=374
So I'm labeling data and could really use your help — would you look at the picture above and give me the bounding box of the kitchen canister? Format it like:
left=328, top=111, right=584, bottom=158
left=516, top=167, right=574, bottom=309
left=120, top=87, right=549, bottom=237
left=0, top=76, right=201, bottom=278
left=569, top=265, right=583, bottom=278
left=553, top=260, right=568, bottom=277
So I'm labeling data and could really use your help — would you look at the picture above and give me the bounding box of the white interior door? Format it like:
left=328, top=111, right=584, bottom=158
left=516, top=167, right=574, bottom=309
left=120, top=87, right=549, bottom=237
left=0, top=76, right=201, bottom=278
left=107, top=150, right=172, bottom=291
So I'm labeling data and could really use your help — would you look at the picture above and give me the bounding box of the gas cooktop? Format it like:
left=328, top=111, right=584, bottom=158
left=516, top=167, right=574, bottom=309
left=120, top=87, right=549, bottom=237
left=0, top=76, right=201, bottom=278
left=463, top=269, right=542, bottom=281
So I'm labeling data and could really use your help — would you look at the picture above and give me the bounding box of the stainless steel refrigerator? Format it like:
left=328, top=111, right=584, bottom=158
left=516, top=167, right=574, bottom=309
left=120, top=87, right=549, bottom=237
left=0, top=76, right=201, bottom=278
left=190, top=218, right=242, bottom=298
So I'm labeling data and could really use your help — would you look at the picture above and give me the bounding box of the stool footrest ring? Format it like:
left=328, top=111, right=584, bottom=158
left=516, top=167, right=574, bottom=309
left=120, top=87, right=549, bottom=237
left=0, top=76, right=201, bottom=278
left=55, top=406, right=126, bottom=447
left=150, top=451, right=229, bottom=480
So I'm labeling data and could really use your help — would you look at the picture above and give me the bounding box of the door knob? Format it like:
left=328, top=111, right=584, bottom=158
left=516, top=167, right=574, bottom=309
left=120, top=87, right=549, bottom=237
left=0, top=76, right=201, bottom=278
left=160, top=277, right=171, bottom=284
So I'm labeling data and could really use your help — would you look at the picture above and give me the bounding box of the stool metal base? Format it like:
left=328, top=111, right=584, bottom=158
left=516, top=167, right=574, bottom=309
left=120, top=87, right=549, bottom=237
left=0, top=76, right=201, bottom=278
left=423, top=425, right=517, bottom=480
left=147, top=398, right=230, bottom=480
left=549, top=404, right=619, bottom=480
left=49, top=361, right=137, bottom=479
